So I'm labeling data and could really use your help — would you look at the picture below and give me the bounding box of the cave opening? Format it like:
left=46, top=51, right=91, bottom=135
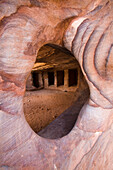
left=24, top=44, right=89, bottom=139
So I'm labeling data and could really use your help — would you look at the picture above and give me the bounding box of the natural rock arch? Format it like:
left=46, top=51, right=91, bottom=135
left=0, top=0, right=113, bottom=169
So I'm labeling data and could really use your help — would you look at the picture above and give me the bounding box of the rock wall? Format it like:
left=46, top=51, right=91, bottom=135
left=0, top=0, right=113, bottom=169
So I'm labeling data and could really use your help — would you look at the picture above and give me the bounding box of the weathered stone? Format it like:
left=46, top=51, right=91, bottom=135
left=0, top=0, right=113, bottom=169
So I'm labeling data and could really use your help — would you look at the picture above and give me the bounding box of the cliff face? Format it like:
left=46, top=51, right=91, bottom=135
left=0, top=0, right=113, bottom=169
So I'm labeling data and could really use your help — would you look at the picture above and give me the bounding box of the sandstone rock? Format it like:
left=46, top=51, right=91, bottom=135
left=0, top=0, right=113, bottom=169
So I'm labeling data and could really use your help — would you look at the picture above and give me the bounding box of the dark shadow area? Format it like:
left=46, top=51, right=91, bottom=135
left=57, top=70, right=64, bottom=86
left=48, top=72, right=54, bottom=86
left=32, top=72, right=39, bottom=88
left=69, top=69, right=78, bottom=86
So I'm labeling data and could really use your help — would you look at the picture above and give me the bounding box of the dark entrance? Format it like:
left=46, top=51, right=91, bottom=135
left=48, top=72, right=54, bottom=86
left=69, top=69, right=78, bottom=86
left=57, top=70, right=64, bottom=86
left=32, top=72, right=39, bottom=88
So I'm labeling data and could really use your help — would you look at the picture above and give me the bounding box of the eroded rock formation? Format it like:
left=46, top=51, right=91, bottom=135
left=0, top=0, right=113, bottom=169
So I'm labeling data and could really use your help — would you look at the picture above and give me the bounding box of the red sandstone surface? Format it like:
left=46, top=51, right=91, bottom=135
left=1, top=0, right=113, bottom=169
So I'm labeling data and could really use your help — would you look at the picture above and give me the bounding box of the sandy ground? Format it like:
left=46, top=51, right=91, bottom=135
left=38, top=88, right=89, bottom=139
left=23, top=89, right=79, bottom=133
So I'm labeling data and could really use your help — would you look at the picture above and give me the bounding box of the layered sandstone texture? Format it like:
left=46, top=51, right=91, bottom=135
left=0, top=0, right=113, bottom=170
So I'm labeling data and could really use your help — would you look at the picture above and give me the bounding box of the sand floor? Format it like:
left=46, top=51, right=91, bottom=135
left=24, top=87, right=89, bottom=138
left=24, top=89, right=78, bottom=133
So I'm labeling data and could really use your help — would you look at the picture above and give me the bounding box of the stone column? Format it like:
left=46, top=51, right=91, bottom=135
left=64, top=69, right=69, bottom=88
left=43, top=71, right=48, bottom=88
left=54, top=70, right=57, bottom=87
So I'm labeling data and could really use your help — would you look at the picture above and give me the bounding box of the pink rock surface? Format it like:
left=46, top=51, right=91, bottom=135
left=0, top=0, right=113, bottom=169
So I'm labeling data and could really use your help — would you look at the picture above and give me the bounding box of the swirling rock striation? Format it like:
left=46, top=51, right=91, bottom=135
left=0, top=0, right=113, bottom=169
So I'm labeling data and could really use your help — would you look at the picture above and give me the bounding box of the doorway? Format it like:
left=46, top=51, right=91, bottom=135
left=32, top=72, right=39, bottom=88
left=48, top=72, right=54, bottom=86
left=57, top=70, right=64, bottom=86
left=69, top=69, right=78, bottom=87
